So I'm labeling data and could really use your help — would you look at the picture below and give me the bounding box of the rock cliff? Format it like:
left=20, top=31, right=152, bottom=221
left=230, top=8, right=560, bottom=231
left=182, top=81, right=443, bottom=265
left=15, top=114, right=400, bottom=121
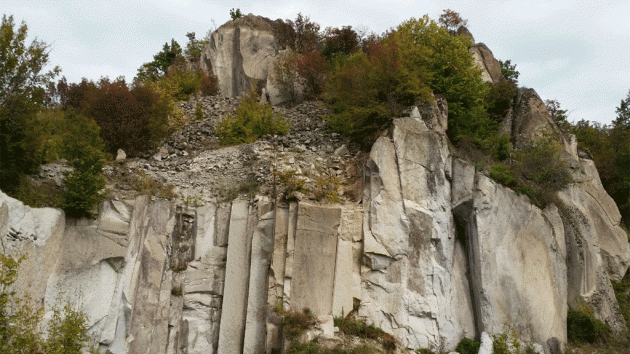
left=2, top=88, right=628, bottom=353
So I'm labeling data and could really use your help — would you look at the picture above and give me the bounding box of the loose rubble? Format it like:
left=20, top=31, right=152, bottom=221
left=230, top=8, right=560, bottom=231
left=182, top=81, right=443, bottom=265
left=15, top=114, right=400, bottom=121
left=103, top=96, right=363, bottom=205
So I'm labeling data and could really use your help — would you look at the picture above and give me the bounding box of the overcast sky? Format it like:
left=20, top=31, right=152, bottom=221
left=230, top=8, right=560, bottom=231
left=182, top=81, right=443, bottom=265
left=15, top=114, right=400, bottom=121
left=4, top=0, right=629, bottom=125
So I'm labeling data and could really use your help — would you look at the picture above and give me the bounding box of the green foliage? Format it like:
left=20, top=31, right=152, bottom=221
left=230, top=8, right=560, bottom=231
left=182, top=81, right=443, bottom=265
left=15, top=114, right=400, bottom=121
left=0, top=14, right=60, bottom=193
left=572, top=116, right=630, bottom=228
left=123, top=170, right=177, bottom=200
left=46, top=304, right=91, bottom=354
left=489, top=164, right=515, bottom=187
left=14, top=177, right=64, bottom=208
left=136, top=39, right=182, bottom=81
left=396, top=16, right=493, bottom=144
left=56, top=76, right=174, bottom=156
left=486, top=80, right=517, bottom=123
left=416, top=349, right=435, bottom=354
left=272, top=50, right=302, bottom=106
left=195, top=102, right=204, bottom=120
left=321, top=26, right=359, bottom=60
left=545, top=99, right=570, bottom=131
left=0, top=255, right=96, bottom=353
left=499, top=60, right=519, bottom=85
left=60, top=113, right=107, bottom=218
left=216, top=90, right=288, bottom=145
left=487, top=136, right=572, bottom=207
left=492, top=328, right=520, bottom=354
left=567, top=306, right=611, bottom=344
left=230, top=8, right=243, bottom=21
left=325, top=36, right=431, bottom=146
left=615, top=89, right=630, bottom=129
left=184, top=32, right=208, bottom=63
left=455, top=337, right=480, bottom=354
left=517, top=136, right=572, bottom=190
left=171, top=285, right=183, bottom=297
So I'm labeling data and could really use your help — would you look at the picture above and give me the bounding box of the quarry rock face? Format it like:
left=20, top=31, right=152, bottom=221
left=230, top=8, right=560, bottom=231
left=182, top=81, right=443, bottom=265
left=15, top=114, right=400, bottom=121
left=200, top=14, right=286, bottom=105
left=2, top=89, right=630, bottom=353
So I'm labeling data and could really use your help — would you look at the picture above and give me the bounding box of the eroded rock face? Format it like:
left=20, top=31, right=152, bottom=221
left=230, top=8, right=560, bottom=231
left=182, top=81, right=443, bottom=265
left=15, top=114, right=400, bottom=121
left=558, top=159, right=630, bottom=335
left=461, top=175, right=567, bottom=345
left=200, top=14, right=285, bottom=104
left=361, top=108, right=476, bottom=350
left=469, top=43, right=504, bottom=85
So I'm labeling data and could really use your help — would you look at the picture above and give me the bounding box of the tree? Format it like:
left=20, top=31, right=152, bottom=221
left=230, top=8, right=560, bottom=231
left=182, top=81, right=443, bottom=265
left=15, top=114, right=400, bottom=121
left=230, top=8, right=243, bottom=21
left=136, top=39, right=182, bottom=81
left=614, top=89, right=630, bottom=129
left=286, top=13, right=321, bottom=53
left=499, top=59, right=520, bottom=85
left=184, top=32, right=208, bottom=63
left=0, top=14, right=60, bottom=193
left=321, top=26, right=359, bottom=59
left=61, top=113, right=107, bottom=218
left=272, top=50, right=302, bottom=106
left=438, top=9, right=468, bottom=34
left=396, top=16, right=492, bottom=143
left=545, top=99, right=570, bottom=131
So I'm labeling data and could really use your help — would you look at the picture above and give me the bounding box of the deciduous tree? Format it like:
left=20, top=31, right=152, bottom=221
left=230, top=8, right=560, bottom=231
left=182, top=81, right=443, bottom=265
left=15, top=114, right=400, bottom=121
left=0, top=14, right=60, bottom=193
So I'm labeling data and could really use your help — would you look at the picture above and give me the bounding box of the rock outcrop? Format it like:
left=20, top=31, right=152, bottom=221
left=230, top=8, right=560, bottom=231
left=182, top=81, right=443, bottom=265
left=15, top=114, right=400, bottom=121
left=469, top=43, right=504, bottom=85
left=2, top=89, right=629, bottom=353
left=200, top=14, right=285, bottom=105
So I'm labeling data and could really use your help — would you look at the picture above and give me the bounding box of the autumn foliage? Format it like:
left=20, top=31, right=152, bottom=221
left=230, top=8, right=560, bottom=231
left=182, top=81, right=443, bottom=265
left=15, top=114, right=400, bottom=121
left=54, top=77, right=172, bottom=156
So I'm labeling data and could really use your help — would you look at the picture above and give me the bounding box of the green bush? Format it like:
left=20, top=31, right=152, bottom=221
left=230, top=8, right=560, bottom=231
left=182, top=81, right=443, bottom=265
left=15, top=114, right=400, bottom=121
left=0, top=255, right=97, bottom=354
left=274, top=169, right=307, bottom=202
left=489, top=164, right=515, bottom=187
left=455, top=337, right=480, bottom=354
left=567, top=307, right=611, bottom=344
left=195, top=102, right=204, bottom=120
left=216, top=90, right=288, bottom=145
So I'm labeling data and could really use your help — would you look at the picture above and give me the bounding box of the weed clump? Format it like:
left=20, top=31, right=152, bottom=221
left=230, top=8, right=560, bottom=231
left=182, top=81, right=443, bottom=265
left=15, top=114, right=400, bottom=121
left=283, top=308, right=318, bottom=339
left=334, top=317, right=396, bottom=351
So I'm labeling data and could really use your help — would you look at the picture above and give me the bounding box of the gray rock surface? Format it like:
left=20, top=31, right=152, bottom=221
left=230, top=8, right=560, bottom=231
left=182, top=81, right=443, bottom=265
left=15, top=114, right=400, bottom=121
left=469, top=43, right=504, bottom=84
left=200, top=14, right=284, bottom=104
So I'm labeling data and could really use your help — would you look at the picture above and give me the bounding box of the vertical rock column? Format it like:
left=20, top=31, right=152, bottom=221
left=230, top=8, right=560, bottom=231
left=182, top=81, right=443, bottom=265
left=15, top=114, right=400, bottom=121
left=128, top=199, right=177, bottom=354
left=266, top=204, right=291, bottom=354
left=290, top=202, right=341, bottom=317
left=217, top=200, right=255, bottom=354
left=243, top=202, right=275, bottom=354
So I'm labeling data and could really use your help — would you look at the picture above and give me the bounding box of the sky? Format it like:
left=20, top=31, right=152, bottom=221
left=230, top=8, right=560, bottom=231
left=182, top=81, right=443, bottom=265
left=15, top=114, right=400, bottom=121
left=4, top=0, right=630, bottom=125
